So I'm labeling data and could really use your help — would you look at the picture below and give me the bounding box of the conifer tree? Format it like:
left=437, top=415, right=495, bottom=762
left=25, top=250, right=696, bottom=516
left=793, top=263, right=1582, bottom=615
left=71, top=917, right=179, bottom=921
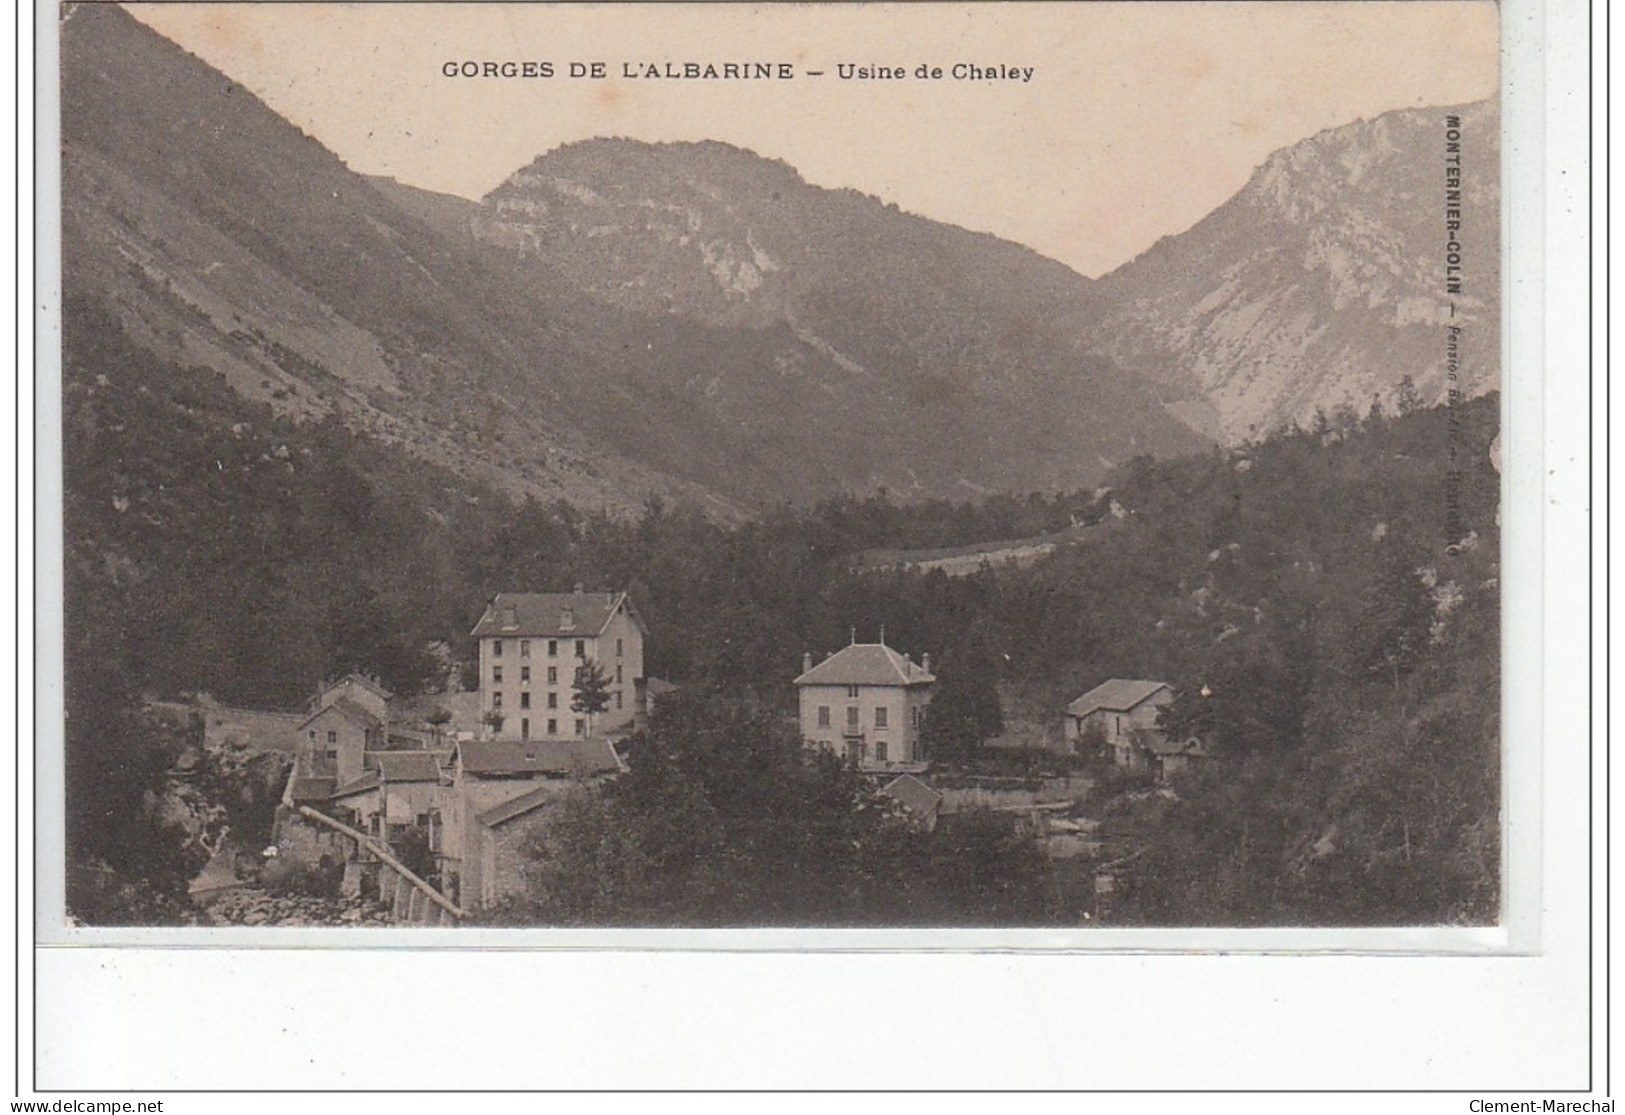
left=572, top=659, right=613, bottom=735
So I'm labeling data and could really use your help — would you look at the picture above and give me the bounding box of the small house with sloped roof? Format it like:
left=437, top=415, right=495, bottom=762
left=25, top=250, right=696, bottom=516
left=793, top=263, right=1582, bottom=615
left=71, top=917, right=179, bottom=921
left=1141, top=733, right=1207, bottom=780
left=470, top=590, right=646, bottom=743
left=453, top=781, right=578, bottom=911
left=295, top=697, right=385, bottom=786
left=794, top=640, right=934, bottom=771
left=1064, top=679, right=1173, bottom=768
left=879, top=773, right=944, bottom=831
left=440, top=737, right=625, bottom=909
left=313, top=673, right=392, bottom=723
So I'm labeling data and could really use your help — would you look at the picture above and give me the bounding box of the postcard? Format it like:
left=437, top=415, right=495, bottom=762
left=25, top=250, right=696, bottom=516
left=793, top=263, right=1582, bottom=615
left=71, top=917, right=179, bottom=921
left=35, top=0, right=1597, bottom=1092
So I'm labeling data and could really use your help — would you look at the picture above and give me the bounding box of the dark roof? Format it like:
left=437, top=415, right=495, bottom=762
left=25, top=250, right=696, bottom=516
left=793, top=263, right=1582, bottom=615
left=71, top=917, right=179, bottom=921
left=1066, top=679, right=1171, bottom=718
left=288, top=777, right=336, bottom=803
left=469, top=592, right=643, bottom=639
left=331, top=772, right=382, bottom=798
left=372, top=752, right=442, bottom=783
left=476, top=784, right=564, bottom=828
left=457, top=738, right=623, bottom=778
left=299, top=696, right=383, bottom=732
left=794, top=643, right=934, bottom=688
left=880, top=774, right=943, bottom=816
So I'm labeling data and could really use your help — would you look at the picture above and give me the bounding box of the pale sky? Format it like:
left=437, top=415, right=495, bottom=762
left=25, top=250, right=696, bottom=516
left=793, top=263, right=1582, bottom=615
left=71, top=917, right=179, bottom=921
left=124, top=2, right=1498, bottom=278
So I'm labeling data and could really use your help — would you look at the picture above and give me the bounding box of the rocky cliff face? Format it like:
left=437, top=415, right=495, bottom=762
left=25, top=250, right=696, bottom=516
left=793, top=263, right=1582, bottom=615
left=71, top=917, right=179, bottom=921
left=458, top=137, right=1212, bottom=495
left=1086, top=100, right=1500, bottom=442
left=66, top=5, right=1495, bottom=505
left=64, top=4, right=1210, bottom=509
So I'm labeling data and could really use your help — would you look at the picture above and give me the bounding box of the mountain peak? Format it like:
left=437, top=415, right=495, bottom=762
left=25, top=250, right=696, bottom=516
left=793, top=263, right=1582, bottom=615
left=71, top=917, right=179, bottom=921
left=1089, top=97, right=1500, bottom=442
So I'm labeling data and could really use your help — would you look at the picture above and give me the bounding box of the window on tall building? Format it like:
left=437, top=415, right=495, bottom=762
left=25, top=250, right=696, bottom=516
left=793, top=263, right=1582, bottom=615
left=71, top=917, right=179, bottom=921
left=493, top=640, right=503, bottom=657
left=616, top=664, right=623, bottom=684
left=327, top=730, right=337, bottom=744
left=817, top=706, right=831, bottom=728
left=547, top=719, right=558, bottom=736
left=520, top=640, right=530, bottom=658
left=492, top=666, right=503, bottom=684
left=547, top=666, right=558, bottom=685
left=521, top=666, right=531, bottom=683
left=520, top=693, right=531, bottom=709
left=847, top=706, right=860, bottom=728
left=574, top=719, right=586, bottom=736
left=875, top=741, right=888, bottom=763
left=493, top=692, right=503, bottom=708
left=548, top=640, right=558, bottom=657
left=847, top=685, right=859, bottom=699
left=616, top=638, right=624, bottom=657
left=574, top=640, right=586, bottom=658
left=615, top=691, right=623, bottom=710
left=521, top=718, right=530, bottom=740
left=874, top=707, right=888, bottom=728
left=544, top=692, right=556, bottom=709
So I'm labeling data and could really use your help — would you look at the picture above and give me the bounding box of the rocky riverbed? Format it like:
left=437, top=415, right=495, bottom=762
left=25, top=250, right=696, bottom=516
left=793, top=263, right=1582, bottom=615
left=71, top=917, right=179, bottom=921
left=203, top=887, right=396, bottom=927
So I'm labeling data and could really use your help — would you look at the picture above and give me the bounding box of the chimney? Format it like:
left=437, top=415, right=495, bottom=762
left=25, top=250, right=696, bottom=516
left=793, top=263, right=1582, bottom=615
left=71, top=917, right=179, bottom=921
left=802, top=652, right=813, bottom=675
left=922, top=653, right=932, bottom=675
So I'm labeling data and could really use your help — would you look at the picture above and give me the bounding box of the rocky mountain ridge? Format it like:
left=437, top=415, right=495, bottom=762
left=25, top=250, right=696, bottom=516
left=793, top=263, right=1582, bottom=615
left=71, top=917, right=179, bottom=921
left=65, top=5, right=1208, bottom=512
left=66, top=5, right=1498, bottom=515
left=1085, top=99, right=1500, bottom=442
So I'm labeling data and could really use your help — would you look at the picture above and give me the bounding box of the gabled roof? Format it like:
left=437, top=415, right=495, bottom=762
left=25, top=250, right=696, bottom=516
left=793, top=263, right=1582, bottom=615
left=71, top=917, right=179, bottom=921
left=1066, top=679, right=1172, bottom=719
left=372, top=752, right=443, bottom=783
left=331, top=772, right=382, bottom=798
left=476, top=783, right=566, bottom=828
left=457, top=738, right=623, bottom=778
left=288, top=776, right=336, bottom=803
left=298, top=696, right=383, bottom=732
left=318, top=673, right=392, bottom=703
left=794, top=643, right=934, bottom=688
left=880, top=774, right=943, bottom=816
left=469, top=592, right=643, bottom=639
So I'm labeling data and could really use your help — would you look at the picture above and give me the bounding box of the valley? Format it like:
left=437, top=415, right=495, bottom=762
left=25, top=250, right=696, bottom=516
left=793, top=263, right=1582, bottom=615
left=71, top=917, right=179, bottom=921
left=56, top=4, right=1503, bottom=932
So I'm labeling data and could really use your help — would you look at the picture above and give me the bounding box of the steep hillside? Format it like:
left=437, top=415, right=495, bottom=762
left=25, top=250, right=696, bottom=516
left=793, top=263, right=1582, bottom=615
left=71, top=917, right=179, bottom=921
left=460, top=138, right=1212, bottom=494
left=1087, top=100, right=1500, bottom=442
left=68, top=5, right=1211, bottom=508
left=62, top=4, right=762, bottom=515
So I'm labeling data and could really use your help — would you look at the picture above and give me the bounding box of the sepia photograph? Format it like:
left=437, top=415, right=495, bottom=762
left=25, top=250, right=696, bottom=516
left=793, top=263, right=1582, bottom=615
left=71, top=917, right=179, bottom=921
left=55, top=0, right=1505, bottom=933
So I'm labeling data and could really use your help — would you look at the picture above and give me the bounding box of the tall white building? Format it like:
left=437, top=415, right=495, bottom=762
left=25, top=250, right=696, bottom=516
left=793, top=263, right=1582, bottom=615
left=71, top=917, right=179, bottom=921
left=469, top=590, right=646, bottom=741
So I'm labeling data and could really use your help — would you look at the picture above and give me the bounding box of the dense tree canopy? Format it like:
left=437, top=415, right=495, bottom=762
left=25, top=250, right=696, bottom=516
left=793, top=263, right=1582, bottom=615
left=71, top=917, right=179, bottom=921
left=65, top=298, right=1501, bottom=925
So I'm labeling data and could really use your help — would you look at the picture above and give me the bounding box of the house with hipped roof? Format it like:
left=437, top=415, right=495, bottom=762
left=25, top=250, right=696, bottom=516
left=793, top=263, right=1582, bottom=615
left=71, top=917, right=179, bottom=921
left=470, top=589, right=646, bottom=744
left=794, top=639, right=934, bottom=771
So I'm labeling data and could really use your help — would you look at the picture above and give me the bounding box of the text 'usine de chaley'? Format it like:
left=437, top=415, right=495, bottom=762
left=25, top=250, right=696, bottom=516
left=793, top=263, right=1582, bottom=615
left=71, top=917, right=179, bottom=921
left=440, top=60, right=1036, bottom=83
